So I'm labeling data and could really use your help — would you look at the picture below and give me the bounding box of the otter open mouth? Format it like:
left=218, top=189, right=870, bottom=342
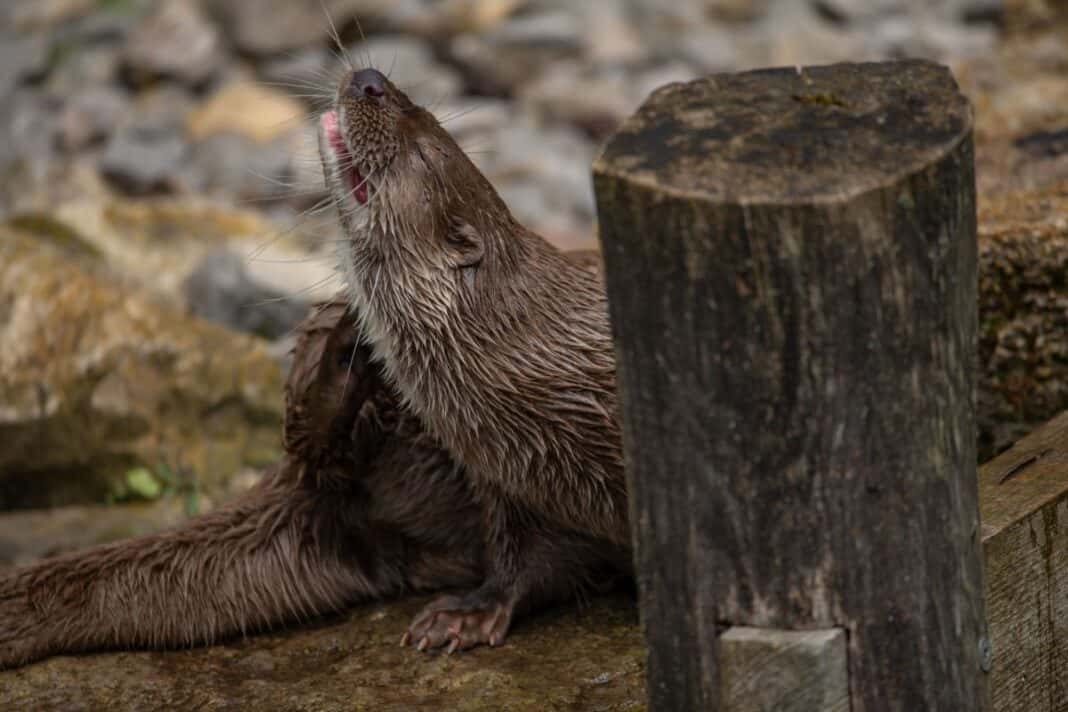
left=321, top=110, right=368, bottom=205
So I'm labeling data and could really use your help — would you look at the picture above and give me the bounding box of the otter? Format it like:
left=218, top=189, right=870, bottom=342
left=319, top=68, right=629, bottom=653
left=0, top=66, right=630, bottom=667
left=0, top=300, right=485, bottom=668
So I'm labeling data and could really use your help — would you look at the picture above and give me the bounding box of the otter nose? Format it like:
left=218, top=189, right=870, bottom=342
left=348, top=68, right=386, bottom=99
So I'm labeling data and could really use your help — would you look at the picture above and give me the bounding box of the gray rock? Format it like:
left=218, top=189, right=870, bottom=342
left=44, top=43, right=122, bottom=96
left=100, top=126, right=188, bottom=195
left=450, top=10, right=588, bottom=94
left=0, top=90, right=61, bottom=183
left=259, top=47, right=332, bottom=101
left=0, top=0, right=95, bottom=33
left=207, top=0, right=384, bottom=57
left=482, top=118, right=597, bottom=236
left=183, top=132, right=302, bottom=204
left=0, top=32, right=49, bottom=99
left=59, top=85, right=130, bottom=150
left=679, top=25, right=743, bottom=73
left=812, top=0, right=904, bottom=22
left=431, top=97, right=512, bottom=141
left=183, top=247, right=313, bottom=340
left=494, top=11, right=585, bottom=51
left=123, top=0, right=227, bottom=86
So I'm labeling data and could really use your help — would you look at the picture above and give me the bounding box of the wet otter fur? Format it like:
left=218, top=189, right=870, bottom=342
left=0, top=67, right=630, bottom=667
left=0, top=300, right=485, bottom=668
left=319, top=68, right=629, bottom=652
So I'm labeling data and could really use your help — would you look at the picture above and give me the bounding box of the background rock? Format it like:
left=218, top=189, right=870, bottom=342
left=122, top=0, right=227, bottom=87
left=978, top=180, right=1068, bottom=459
left=0, top=227, right=283, bottom=510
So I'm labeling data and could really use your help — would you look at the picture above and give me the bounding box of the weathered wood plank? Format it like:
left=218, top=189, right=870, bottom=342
left=980, top=411, right=1068, bottom=712
left=720, top=627, right=849, bottom=712
left=595, top=60, right=989, bottom=710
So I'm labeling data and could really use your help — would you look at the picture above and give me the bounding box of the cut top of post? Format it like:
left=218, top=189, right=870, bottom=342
left=594, top=59, right=972, bottom=205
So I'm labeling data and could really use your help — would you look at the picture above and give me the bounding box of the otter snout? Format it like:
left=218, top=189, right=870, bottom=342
left=348, top=68, right=387, bottom=100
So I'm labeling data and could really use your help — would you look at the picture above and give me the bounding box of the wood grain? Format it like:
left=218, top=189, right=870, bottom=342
left=980, top=411, right=1068, bottom=712
left=595, top=60, right=989, bottom=710
left=720, top=627, right=849, bottom=712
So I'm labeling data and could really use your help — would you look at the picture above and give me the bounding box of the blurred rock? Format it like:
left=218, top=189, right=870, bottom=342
left=187, top=81, right=305, bottom=143
left=0, top=33, right=50, bottom=98
left=59, top=85, right=130, bottom=151
left=812, top=0, right=904, bottom=22
left=45, top=43, right=122, bottom=96
left=100, top=124, right=188, bottom=195
left=977, top=180, right=1068, bottom=459
left=206, top=0, right=387, bottom=57
left=183, top=248, right=317, bottom=340
left=36, top=193, right=324, bottom=306
left=678, top=25, right=743, bottom=73
left=259, top=47, right=332, bottom=100
left=706, top=0, right=771, bottom=22
left=451, top=9, right=588, bottom=93
left=0, top=227, right=284, bottom=510
left=481, top=118, right=598, bottom=236
left=0, top=0, right=95, bottom=32
left=0, top=592, right=643, bottom=711
left=0, top=500, right=187, bottom=568
left=123, top=0, right=227, bottom=87
left=0, top=90, right=61, bottom=183
left=183, top=132, right=301, bottom=203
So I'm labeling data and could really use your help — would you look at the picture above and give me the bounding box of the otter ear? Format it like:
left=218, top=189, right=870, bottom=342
left=446, top=220, right=485, bottom=270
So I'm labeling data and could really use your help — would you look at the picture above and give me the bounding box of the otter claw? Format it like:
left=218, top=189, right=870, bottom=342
left=400, top=632, right=410, bottom=647
left=417, top=636, right=429, bottom=652
left=447, top=639, right=459, bottom=655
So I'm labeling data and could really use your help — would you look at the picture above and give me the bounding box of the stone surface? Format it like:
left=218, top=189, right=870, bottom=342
left=58, top=85, right=130, bottom=151
left=0, top=32, right=50, bottom=99
left=183, top=248, right=316, bottom=340
left=122, top=0, right=226, bottom=87
left=977, top=180, right=1068, bottom=459
left=100, top=124, right=188, bottom=195
left=0, top=500, right=188, bottom=568
left=186, top=81, right=305, bottom=144
left=0, top=227, right=283, bottom=510
left=0, top=593, right=644, bottom=711
left=206, top=0, right=386, bottom=56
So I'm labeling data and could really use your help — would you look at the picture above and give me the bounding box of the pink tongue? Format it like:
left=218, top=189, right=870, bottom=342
left=321, top=110, right=368, bottom=205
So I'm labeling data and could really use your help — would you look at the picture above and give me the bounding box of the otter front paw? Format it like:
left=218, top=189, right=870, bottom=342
left=401, top=589, right=514, bottom=654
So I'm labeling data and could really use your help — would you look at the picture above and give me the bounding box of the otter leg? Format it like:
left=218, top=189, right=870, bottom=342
left=0, top=461, right=406, bottom=670
left=402, top=493, right=621, bottom=653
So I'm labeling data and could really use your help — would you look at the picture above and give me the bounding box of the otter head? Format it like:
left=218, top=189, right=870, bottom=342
left=319, top=68, right=414, bottom=208
left=318, top=67, right=520, bottom=328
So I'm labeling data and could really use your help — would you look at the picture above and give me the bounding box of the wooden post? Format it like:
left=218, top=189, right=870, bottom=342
left=593, top=60, right=990, bottom=710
